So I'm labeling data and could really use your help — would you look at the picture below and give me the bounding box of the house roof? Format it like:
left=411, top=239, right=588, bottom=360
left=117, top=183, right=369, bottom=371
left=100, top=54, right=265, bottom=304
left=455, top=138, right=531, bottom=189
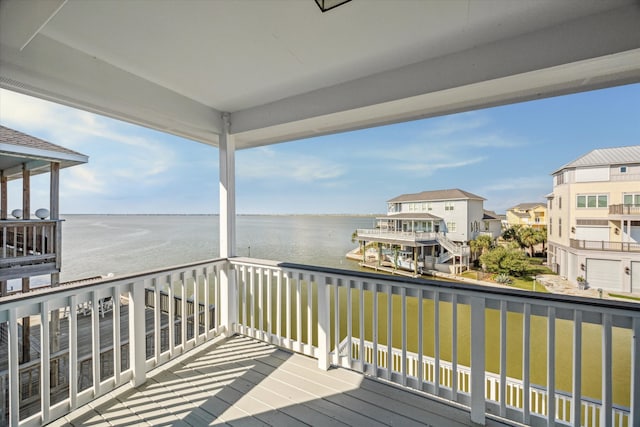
left=388, top=189, right=485, bottom=203
left=483, top=210, right=503, bottom=220
left=509, top=202, right=546, bottom=211
left=0, top=126, right=88, bottom=180
left=510, top=211, right=531, bottom=219
left=1, top=1, right=639, bottom=150
left=552, top=145, right=640, bottom=174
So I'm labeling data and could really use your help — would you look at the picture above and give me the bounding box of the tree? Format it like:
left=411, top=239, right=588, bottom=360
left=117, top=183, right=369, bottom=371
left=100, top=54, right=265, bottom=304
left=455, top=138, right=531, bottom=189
left=501, top=225, right=522, bottom=243
left=480, top=245, right=529, bottom=276
left=517, top=226, right=540, bottom=257
left=470, top=234, right=494, bottom=261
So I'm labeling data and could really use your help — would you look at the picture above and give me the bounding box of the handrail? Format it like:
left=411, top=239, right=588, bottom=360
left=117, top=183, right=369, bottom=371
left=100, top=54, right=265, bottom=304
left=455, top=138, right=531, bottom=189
left=570, top=238, right=640, bottom=252
left=608, top=204, right=640, bottom=215
left=230, top=257, right=639, bottom=427
left=1, top=258, right=226, bottom=426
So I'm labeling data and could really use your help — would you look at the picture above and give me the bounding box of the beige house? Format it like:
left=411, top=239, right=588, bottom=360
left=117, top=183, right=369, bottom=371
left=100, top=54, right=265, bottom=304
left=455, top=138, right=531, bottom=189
left=547, top=145, right=640, bottom=293
left=506, top=203, right=547, bottom=230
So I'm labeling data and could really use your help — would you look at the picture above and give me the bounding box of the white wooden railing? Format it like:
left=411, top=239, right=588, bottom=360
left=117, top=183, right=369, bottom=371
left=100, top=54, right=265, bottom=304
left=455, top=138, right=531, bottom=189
left=2, top=257, right=639, bottom=427
left=229, top=258, right=639, bottom=427
left=341, top=338, right=630, bottom=426
left=0, top=259, right=226, bottom=427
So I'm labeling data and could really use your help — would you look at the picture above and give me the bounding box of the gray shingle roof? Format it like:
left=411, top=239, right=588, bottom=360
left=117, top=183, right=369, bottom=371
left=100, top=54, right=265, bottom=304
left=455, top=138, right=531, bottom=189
left=552, top=145, right=640, bottom=174
left=377, top=213, right=442, bottom=220
left=388, top=188, right=485, bottom=203
left=0, top=126, right=86, bottom=158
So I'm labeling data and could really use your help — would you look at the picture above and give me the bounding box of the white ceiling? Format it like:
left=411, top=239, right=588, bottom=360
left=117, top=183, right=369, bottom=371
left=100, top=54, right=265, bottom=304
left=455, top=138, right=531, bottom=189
left=1, top=0, right=640, bottom=149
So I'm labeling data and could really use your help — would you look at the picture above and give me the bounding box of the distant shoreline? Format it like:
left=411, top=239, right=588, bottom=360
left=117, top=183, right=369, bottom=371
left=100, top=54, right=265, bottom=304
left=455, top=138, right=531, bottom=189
left=61, top=213, right=381, bottom=217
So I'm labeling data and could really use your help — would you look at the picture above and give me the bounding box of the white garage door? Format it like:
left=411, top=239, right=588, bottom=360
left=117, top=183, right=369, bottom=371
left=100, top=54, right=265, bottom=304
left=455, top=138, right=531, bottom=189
left=575, top=227, right=609, bottom=241
left=586, top=259, right=621, bottom=291
left=632, top=261, right=640, bottom=294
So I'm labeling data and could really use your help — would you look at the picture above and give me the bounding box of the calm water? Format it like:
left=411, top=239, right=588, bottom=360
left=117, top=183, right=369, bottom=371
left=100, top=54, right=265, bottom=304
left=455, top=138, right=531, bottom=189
left=59, top=214, right=373, bottom=282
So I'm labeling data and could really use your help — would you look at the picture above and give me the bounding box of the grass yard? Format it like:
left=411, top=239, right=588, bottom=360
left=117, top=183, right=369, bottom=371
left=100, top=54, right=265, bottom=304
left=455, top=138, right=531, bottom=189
left=462, top=256, right=554, bottom=293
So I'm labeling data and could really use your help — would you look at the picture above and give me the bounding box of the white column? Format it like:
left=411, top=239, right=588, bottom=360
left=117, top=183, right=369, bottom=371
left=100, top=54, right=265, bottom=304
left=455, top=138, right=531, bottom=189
left=219, top=112, right=237, bottom=335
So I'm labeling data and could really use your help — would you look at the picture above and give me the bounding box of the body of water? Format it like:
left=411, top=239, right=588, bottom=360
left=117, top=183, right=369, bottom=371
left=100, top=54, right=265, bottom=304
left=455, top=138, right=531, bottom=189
left=59, top=214, right=373, bottom=282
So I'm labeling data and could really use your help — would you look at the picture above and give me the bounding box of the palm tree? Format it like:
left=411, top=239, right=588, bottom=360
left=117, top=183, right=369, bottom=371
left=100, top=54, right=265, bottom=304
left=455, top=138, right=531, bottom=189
left=470, top=234, right=494, bottom=260
left=517, top=226, right=542, bottom=257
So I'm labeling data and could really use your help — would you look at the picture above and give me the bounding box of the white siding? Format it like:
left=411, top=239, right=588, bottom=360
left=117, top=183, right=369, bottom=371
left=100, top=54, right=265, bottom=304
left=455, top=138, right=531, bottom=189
left=575, top=167, right=610, bottom=183
left=586, top=258, right=621, bottom=291
left=632, top=261, right=640, bottom=294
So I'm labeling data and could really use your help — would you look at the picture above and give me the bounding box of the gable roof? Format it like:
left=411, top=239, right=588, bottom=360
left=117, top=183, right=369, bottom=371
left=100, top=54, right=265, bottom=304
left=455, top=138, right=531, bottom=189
left=509, top=202, right=546, bottom=211
left=483, top=210, right=503, bottom=220
left=0, top=126, right=88, bottom=180
left=388, top=189, right=485, bottom=203
left=552, top=145, right=640, bottom=174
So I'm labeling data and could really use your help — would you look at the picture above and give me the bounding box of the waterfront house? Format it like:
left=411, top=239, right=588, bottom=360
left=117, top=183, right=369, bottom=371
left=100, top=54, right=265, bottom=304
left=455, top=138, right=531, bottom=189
left=0, top=126, right=88, bottom=294
left=506, top=203, right=547, bottom=230
left=356, top=189, right=502, bottom=273
left=1, top=1, right=639, bottom=426
left=547, top=145, right=640, bottom=293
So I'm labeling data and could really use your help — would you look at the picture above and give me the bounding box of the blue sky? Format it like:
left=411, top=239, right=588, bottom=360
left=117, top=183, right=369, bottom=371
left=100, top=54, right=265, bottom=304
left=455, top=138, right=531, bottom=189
left=1, top=84, right=639, bottom=215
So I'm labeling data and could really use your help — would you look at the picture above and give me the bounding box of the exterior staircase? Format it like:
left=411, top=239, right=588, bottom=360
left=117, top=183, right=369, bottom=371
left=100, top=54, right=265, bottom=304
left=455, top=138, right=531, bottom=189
left=436, top=233, right=470, bottom=263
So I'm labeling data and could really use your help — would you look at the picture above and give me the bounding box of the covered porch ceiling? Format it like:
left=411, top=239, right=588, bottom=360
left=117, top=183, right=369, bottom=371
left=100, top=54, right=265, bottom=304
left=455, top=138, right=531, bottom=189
left=1, top=0, right=640, bottom=150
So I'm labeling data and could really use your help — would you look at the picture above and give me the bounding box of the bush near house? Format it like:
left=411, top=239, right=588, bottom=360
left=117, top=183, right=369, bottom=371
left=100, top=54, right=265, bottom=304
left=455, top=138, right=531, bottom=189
left=479, top=245, right=529, bottom=276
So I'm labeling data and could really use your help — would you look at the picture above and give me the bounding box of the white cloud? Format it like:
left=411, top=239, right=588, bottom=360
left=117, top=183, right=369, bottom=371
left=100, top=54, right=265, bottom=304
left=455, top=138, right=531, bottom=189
left=237, top=147, right=345, bottom=182
left=480, top=176, right=551, bottom=192
left=63, top=166, right=107, bottom=195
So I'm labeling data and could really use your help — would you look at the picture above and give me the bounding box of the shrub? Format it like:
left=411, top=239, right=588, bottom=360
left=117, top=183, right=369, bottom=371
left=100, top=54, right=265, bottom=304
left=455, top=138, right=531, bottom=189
left=480, top=246, right=529, bottom=276
left=494, top=273, right=512, bottom=284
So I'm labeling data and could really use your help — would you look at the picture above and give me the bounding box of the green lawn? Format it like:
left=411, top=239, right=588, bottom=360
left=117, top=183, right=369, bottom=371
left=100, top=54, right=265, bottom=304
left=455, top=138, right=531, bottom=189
left=462, top=257, right=554, bottom=293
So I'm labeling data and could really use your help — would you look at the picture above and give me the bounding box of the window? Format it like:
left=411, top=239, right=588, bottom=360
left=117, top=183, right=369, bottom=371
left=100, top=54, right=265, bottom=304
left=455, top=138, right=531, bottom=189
left=621, top=166, right=627, bottom=173
left=446, top=221, right=456, bottom=232
left=577, top=194, right=608, bottom=208
left=445, top=202, right=454, bottom=211
left=624, top=194, right=640, bottom=206
left=549, top=217, right=552, bottom=235
left=484, top=221, right=490, bottom=231
left=558, top=218, right=562, bottom=238
left=558, top=197, right=561, bottom=209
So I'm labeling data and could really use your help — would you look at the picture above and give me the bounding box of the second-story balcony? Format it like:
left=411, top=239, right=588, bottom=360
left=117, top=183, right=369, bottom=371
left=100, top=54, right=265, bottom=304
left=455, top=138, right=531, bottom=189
left=2, top=258, right=637, bottom=427
left=609, top=204, right=640, bottom=217
left=0, top=220, right=61, bottom=282
left=356, top=228, right=439, bottom=245
left=570, top=238, right=640, bottom=252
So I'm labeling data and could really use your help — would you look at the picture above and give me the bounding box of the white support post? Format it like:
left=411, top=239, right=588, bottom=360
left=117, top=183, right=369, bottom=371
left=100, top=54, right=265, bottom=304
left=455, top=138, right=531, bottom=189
left=130, top=282, right=147, bottom=387
left=219, top=112, right=237, bottom=335
left=470, top=296, right=486, bottom=425
left=317, top=275, right=330, bottom=370
left=8, top=309, right=19, bottom=427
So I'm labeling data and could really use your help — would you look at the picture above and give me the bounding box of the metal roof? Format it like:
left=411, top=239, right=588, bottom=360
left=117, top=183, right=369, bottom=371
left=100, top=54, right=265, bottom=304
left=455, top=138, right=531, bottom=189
left=0, top=125, right=88, bottom=180
left=552, top=145, right=640, bottom=174
left=1, top=1, right=639, bottom=150
left=388, top=189, right=486, bottom=203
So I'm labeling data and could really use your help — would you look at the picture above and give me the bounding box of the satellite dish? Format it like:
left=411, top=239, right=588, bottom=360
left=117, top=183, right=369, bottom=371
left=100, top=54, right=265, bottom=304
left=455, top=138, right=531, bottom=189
left=35, top=208, right=50, bottom=219
left=11, top=209, right=22, bottom=219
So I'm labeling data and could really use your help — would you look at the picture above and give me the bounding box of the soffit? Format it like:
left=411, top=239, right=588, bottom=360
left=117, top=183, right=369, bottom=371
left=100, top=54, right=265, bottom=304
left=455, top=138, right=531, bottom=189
left=1, top=0, right=639, bottom=149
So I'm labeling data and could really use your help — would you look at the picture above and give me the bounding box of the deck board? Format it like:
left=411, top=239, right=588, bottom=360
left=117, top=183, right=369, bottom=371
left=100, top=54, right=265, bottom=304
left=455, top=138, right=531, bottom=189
left=47, top=335, right=513, bottom=426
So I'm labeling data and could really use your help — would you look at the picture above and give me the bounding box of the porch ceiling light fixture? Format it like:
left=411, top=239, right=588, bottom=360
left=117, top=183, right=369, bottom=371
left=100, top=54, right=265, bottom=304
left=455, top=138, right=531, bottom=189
left=314, top=0, right=352, bottom=12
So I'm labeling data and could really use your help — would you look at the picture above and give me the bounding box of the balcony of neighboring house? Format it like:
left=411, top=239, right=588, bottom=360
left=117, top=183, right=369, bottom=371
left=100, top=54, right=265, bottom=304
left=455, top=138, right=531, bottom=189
left=1, top=258, right=638, bottom=427
left=0, top=219, right=61, bottom=282
left=609, top=204, right=640, bottom=217
left=356, top=228, right=439, bottom=245
left=570, top=238, right=640, bottom=252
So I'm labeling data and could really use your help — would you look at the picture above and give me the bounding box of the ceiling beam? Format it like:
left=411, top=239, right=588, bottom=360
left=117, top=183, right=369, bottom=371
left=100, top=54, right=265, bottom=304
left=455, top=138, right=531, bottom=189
left=0, top=35, right=224, bottom=145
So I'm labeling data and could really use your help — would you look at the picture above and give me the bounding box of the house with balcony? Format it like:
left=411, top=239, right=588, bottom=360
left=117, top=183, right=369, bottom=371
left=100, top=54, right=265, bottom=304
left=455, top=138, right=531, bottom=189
left=547, top=145, right=640, bottom=293
left=506, top=203, right=547, bottom=230
left=356, top=189, right=501, bottom=274
left=1, top=1, right=639, bottom=427
left=0, top=126, right=88, bottom=294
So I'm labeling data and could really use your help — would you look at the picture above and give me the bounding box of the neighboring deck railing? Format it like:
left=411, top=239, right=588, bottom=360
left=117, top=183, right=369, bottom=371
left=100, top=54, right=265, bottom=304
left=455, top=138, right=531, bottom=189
left=230, top=258, right=639, bottom=427
left=2, top=258, right=639, bottom=427
left=570, top=238, right=640, bottom=252
left=609, top=204, right=640, bottom=215
left=0, top=220, right=60, bottom=281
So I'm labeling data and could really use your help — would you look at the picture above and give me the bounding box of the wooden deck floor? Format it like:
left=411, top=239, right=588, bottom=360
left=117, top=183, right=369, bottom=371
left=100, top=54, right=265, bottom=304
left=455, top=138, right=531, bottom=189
left=47, top=335, right=513, bottom=427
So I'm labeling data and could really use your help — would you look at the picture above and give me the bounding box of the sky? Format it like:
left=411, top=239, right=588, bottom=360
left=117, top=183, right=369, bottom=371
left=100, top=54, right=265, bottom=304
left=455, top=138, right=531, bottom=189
left=0, top=83, right=639, bottom=215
